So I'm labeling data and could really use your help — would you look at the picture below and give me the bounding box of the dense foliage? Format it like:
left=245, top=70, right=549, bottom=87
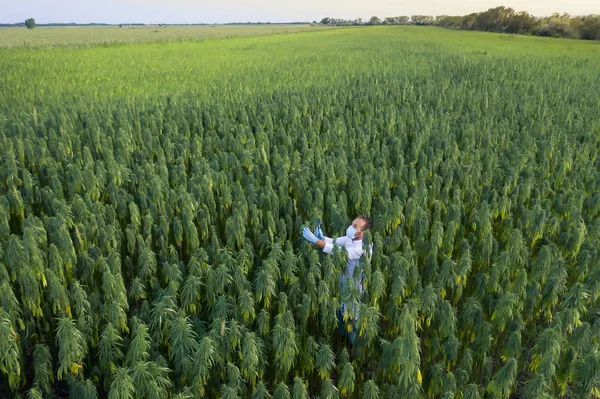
left=436, top=7, right=600, bottom=41
left=0, top=27, right=599, bottom=398
left=320, top=7, right=600, bottom=41
left=24, top=18, right=36, bottom=30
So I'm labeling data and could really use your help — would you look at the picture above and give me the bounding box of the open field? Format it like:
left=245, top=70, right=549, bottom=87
left=2, top=27, right=599, bottom=108
left=0, top=24, right=326, bottom=48
left=1, top=26, right=599, bottom=398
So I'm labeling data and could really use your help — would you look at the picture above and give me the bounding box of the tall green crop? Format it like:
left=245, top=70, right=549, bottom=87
left=0, top=26, right=599, bottom=398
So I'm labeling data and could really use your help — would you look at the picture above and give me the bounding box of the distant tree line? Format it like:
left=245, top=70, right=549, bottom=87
left=2, top=21, right=312, bottom=28
left=320, top=7, right=600, bottom=40
left=437, top=7, right=600, bottom=40
left=0, top=21, right=144, bottom=28
left=319, top=16, right=429, bottom=26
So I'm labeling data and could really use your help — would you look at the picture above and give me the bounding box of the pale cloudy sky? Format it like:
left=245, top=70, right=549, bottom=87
left=1, top=0, right=598, bottom=24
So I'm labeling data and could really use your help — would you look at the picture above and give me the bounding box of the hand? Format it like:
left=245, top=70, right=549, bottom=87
left=314, top=225, right=324, bottom=240
left=302, top=227, right=319, bottom=244
left=313, top=218, right=325, bottom=240
left=314, top=225, right=325, bottom=240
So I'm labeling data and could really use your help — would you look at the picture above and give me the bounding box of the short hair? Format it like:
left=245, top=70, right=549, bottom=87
left=357, top=215, right=372, bottom=231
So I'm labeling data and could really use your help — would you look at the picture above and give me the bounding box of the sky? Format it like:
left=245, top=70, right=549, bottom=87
left=1, top=0, right=598, bottom=24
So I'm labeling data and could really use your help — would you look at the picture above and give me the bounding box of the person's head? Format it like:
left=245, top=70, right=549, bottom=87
left=346, top=215, right=372, bottom=240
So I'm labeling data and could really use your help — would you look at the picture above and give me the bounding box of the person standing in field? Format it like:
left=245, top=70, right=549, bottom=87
left=302, top=216, right=373, bottom=343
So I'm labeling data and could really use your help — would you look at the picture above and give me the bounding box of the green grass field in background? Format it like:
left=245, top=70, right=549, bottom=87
left=1, top=26, right=598, bottom=111
left=0, top=24, right=327, bottom=48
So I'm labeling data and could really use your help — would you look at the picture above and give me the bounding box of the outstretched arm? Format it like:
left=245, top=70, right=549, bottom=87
left=303, top=227, right=331, bottom=250
left=321, top=236, right=334, bottom=244
left=303, top=228, right=353, bottom=254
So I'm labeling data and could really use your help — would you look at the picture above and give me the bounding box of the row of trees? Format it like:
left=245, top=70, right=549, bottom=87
left=319, top=16, right=431, bottom=26
left=320, top=7, right=600, bottom=40
left=436, top=7, right=600, bottom=40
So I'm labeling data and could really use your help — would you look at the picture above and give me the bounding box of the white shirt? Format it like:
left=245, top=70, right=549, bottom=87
left=322, top=236, right=372, bottom=280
